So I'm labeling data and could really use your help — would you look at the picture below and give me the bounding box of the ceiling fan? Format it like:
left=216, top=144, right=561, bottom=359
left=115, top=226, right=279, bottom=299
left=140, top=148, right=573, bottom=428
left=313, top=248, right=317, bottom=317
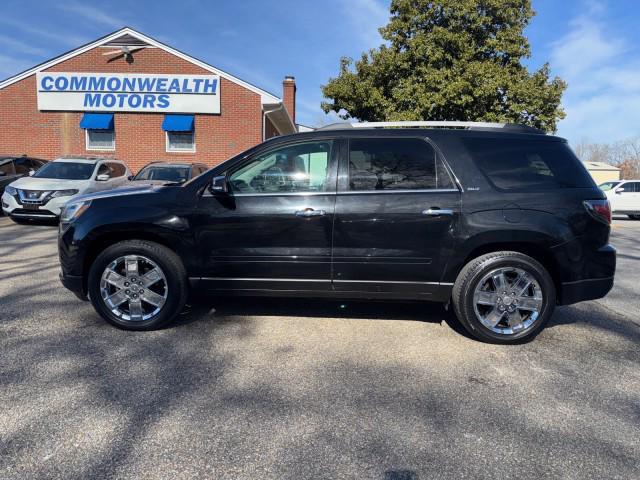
left=101, top=45, right=145, bottom=61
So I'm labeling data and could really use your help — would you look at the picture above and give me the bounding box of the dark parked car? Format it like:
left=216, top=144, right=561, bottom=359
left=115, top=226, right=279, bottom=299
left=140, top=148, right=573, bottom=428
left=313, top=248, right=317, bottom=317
left=0, top=155, right=47, bottom=195
left=130, top=161, right=208, bottom=185
left=58, top=122, right=615, bottom=343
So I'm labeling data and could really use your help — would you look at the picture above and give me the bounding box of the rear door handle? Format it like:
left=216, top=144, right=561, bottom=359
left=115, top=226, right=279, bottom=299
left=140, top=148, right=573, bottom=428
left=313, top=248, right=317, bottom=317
left=422, top=208, right=454, bottom=216
left=295, top=208, right=326, bottom=217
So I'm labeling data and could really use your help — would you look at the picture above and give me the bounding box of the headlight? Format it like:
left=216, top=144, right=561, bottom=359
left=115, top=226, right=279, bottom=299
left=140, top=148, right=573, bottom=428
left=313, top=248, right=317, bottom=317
left=50, top=189, right=79, bottom=198
left=5, top=185, right=17, bottom=196
left=60, top=201, right=91, bottom=222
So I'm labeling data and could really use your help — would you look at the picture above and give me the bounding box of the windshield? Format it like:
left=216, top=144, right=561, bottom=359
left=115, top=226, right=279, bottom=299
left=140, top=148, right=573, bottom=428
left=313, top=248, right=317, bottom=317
left=34, top=162, right=95, bottom=180
left=133, top=166, right=190, bottom=182
left=599, top=181, right=621, bottom=191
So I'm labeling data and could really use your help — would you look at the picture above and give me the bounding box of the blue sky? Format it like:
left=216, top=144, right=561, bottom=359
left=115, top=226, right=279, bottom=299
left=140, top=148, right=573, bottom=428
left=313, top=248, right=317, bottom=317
left=0, top=0, right=639, bottom=146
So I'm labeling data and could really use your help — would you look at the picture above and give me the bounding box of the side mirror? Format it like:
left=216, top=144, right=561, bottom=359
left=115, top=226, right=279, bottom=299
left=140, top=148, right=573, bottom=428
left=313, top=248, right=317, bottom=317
left=209, top=175, right=229, bottom=195
left=127, top=175, right=134, bottom=181
left=28, top=169, right=35, bottom=176
left=96, top=174, right=110, bottom=182
left=615, top=187, right=625, bottom=194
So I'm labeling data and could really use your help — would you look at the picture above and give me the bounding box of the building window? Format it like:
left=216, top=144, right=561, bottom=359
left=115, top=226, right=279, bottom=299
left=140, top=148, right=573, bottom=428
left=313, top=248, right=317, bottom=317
left=166, top=131, right=195, bottom=152
left=86, top=129, right=115, bottom=151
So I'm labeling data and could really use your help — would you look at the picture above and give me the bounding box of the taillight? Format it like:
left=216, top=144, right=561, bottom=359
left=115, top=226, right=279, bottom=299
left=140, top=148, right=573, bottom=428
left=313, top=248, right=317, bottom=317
left=583, top=199, right=612, bottom=225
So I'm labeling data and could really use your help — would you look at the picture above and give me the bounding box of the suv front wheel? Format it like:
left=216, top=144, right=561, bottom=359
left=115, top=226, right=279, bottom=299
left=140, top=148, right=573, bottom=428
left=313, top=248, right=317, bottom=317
left=452, top=252, right=556, bottom=344
left=88, top=240, right=188, bottom=330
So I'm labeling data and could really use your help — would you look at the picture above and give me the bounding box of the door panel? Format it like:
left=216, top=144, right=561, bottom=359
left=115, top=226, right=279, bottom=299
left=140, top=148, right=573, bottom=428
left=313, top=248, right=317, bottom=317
left=332, top=192, right=460, bottom=293
left=332, top=137, right=461, bottom=295
left=195, top=139, right=338, bottom=292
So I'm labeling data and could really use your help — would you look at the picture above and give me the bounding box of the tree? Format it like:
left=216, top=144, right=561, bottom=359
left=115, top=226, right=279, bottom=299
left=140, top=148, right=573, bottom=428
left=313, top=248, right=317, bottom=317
left=322, top=0, right=567, bottom=132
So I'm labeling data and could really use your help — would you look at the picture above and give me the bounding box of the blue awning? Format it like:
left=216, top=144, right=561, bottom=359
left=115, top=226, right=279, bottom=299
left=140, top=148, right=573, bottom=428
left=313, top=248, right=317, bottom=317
left=79, top=113, right=114, bottom=130
left=162, top=114, right=194, bottom=132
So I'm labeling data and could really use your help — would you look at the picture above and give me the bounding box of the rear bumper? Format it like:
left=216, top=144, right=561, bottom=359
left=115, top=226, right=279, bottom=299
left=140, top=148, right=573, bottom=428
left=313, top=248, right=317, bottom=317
left=558, top=276, right=614, bottom=305
left=59, top=272, right=87, bottom=301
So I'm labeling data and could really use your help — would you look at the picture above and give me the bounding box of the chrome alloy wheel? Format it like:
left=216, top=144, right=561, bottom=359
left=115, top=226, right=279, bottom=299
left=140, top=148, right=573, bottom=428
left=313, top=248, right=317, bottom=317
left=472, top=267, right=544, bottom=336
left=99, top=255, right=168, bottom=322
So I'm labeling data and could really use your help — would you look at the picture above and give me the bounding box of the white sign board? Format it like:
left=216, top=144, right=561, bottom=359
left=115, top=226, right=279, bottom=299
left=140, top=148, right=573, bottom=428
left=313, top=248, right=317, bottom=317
left=36, top=72, right=220, bottom=113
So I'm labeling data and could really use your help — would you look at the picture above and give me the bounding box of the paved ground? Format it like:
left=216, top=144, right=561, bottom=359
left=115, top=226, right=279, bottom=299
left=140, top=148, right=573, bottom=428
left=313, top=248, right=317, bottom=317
left=0, top=216, right=638, bottom=479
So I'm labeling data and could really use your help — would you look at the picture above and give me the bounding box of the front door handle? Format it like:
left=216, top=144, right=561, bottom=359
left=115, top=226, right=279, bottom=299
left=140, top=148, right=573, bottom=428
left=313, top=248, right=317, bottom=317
left=295, top=208, right=326, bottom=217
left=422, top=208, right=454, bottom=216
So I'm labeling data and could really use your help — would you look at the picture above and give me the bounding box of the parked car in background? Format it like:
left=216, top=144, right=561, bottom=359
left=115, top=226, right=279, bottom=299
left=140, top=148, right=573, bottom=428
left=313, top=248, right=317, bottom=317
left=130, top=161, right=208, bottom=185
left=58, top=121, right=615, bottom=344
left=0, top=155, right=47, bottom=196
left=2, top=156, right=130, bottom=222
left=600, top=180, right=640, bottom=219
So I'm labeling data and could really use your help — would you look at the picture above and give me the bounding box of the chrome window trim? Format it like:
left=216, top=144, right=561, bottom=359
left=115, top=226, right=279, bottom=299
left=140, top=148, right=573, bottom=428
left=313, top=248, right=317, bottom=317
left=194, top=277, right=454, bottom=286
left=231, top=188, right=460, bottom=198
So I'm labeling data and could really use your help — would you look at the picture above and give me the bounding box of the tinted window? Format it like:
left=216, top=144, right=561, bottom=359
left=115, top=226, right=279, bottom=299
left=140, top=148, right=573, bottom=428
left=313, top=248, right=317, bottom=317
left=229, top=141, right=332, bottom=194
left=0, top=159, right=15, bottom=175
left=348, top=138, right=454, bottom=191
left=14, top=158, right=33, bottom=174
left=134, top=166, right=191, bottom=182
left=34, top=162, right=95, bottom=180
left=625, top=182, right=640, bottom=193
left=107, top=162, right=126, bottom=177
left=464, top=138, right=595, bottom=191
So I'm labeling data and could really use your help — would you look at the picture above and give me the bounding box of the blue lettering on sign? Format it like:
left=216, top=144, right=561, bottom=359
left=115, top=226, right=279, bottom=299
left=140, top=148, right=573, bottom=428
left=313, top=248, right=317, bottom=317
left=55, top=76, right=69, bottom=90
left=168, top=79, right=180, bottom=93
left=88, top=77, right=106, bottom=91
left=107, top=77, right=121, bottom=91
left=41, top=76, right=54, bottom=90
left=203, top=78, right=217, bottom=93
left=70, top=77, right=87, bottom=90
left=84, top=93, right=101, bottom=107
left=157, top=94, right=170, bottom=108
left=156, top=78, right=168, bottom=92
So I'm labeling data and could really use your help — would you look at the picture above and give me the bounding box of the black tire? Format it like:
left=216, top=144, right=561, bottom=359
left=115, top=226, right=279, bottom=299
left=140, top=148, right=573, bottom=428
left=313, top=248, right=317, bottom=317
left=452, top=251, right=556, bottom=344
left=88, top=240, right=188, bottom=331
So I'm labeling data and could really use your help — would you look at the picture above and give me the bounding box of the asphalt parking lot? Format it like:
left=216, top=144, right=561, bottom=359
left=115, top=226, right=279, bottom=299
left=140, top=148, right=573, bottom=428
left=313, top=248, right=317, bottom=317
left=0, top=216, right=638, bottom=479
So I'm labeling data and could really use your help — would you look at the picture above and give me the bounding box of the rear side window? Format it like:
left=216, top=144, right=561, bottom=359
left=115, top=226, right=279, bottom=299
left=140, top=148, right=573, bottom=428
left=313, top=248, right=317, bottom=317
left=463, top=138, right=595, bottom=191
left=348, top=138, right=455, bottom=191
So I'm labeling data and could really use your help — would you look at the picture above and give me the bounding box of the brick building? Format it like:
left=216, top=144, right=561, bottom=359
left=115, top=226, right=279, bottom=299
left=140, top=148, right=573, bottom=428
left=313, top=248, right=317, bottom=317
left=0, top=27, right=298, bottom=173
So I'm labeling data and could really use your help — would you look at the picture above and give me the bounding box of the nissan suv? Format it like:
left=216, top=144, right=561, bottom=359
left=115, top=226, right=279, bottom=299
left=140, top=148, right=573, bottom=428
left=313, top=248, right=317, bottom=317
left=57, top=122, right=616, bottom=343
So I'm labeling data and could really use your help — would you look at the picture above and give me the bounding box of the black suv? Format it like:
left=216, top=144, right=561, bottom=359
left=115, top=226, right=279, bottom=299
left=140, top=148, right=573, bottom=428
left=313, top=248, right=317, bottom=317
left=58, top=122, right=615, bottom=343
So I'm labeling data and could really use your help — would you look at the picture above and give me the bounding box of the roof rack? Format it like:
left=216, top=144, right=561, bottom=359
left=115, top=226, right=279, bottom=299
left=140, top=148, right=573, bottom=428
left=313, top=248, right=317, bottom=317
left=317, top=121, right=544, bottom=134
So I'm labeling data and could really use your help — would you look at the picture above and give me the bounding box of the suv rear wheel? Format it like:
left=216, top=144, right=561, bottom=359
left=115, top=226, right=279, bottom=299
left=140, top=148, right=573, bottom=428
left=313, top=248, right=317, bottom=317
left=88, top=240, right=188, bottom=330
left=452, top=252, right=556, bottom=344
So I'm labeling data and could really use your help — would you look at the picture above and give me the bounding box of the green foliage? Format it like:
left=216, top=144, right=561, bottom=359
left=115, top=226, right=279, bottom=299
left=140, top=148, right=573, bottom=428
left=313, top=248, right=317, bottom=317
left=321, top=0, right=567, bottom=132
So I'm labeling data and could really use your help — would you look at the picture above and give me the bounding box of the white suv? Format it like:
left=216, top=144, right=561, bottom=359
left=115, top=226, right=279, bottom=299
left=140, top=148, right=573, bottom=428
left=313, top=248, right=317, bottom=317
left=600, top=180, right=640, bottom=219
left=1, top=157, right=130, bottom=221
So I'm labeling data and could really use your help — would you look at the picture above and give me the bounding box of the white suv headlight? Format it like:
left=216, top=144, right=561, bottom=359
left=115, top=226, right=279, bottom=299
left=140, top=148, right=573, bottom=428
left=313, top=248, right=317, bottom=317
left=60, top=200, right=91, bottom=222
left=50, top=189, right=79, bottom=198
left=5, top=185, right=17, bottom=196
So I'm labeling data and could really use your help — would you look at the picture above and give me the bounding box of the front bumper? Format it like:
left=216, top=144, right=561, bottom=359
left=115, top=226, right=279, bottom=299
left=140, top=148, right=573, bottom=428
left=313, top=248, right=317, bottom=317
left=59, top=272, right=87, bottom=301
left=2, top=192, right=71, bottom=218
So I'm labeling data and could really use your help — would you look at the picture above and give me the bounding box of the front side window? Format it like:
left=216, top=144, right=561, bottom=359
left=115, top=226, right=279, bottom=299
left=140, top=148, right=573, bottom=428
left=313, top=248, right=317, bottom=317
left=624, top=182, right=640, bottom=193
left=34, top=162, right=95, bottom=180
left=86, top=129, right=115, bottom=151
left=166, top=132, right=195, bottom=152
left=106, top=163, right=126, bottom=177
left=348, top=138, right=455, bottom=191
left=14, top=158, right=34, bottom=174
left=463, top=138, right=595, bottom=191
left=229, top=141, right=332, bottom=194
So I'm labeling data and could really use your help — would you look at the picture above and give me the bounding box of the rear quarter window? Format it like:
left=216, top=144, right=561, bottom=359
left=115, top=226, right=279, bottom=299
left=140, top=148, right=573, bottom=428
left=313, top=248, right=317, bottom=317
left=463, top=137, right=595, bottom=191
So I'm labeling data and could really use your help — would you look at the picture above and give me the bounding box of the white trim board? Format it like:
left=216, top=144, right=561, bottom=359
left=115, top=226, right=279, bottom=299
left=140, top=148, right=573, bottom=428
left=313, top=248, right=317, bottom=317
left=0, top=27, right=281, bottom=105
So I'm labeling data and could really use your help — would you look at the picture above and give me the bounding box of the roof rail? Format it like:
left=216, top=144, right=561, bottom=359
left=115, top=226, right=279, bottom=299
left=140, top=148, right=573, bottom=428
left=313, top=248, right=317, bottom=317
left=317, top=121, right=544, bottom=134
